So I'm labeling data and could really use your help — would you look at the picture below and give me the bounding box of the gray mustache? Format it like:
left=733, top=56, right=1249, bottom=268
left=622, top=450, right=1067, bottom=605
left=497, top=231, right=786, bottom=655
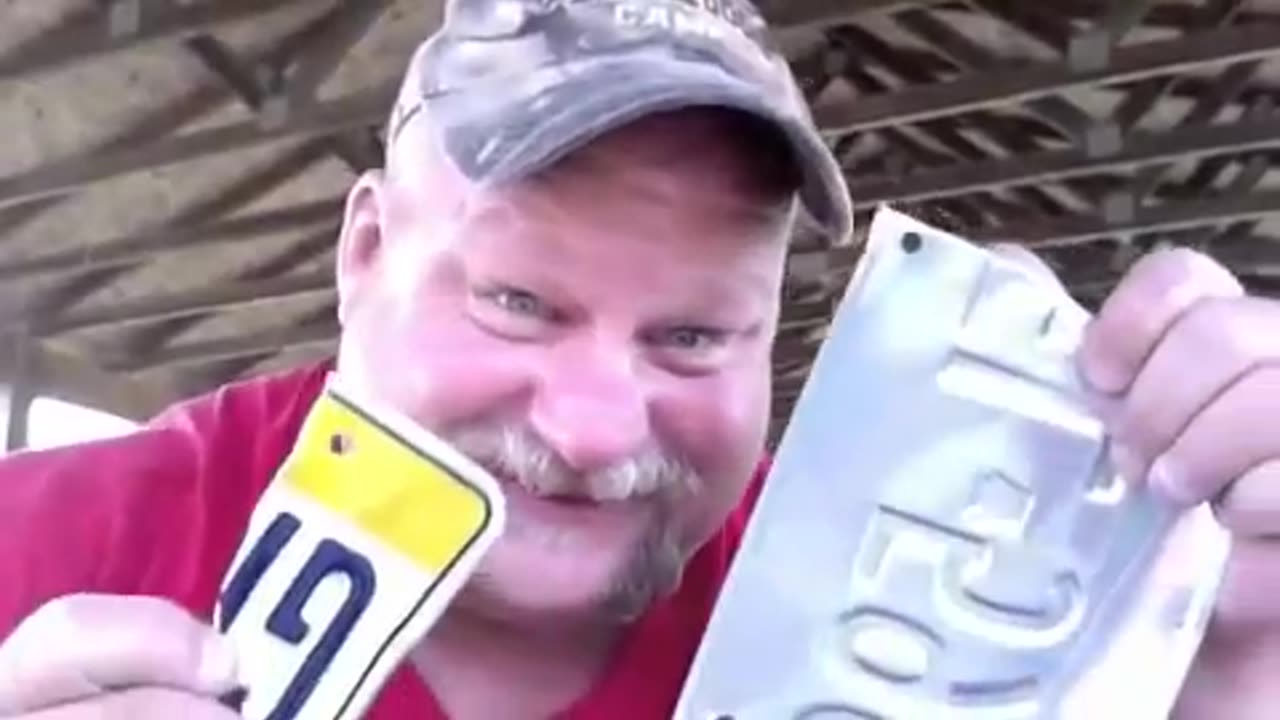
left=445, top=423, right=700, bottom=502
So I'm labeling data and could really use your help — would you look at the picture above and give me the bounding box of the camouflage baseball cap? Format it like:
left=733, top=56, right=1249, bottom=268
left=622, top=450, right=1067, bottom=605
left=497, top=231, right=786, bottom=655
left=388, top=0, right=853, bottom=242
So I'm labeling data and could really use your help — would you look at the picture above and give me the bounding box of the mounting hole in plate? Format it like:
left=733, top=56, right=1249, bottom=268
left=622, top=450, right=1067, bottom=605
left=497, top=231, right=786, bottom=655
left=901, top=232, right=923, bottom=254
left=330, top=433, right=354, bottom=456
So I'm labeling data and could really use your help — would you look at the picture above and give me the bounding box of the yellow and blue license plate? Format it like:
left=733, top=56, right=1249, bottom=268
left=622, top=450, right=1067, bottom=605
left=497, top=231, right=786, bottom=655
left=217, top=375, right=505, bottom=720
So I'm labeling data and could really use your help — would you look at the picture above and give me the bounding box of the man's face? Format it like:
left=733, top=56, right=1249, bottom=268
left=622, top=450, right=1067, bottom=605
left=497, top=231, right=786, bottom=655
left=334, top=111, right=791, bottom=623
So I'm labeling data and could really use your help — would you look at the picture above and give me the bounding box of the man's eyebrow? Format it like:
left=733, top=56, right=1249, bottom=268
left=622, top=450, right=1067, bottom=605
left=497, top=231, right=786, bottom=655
left=658, top=270, right=776, bottom=313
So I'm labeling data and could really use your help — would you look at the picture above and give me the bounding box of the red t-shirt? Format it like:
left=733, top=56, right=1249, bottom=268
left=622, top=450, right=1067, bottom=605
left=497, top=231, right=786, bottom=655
left=0, top=361, right=764, bottom=719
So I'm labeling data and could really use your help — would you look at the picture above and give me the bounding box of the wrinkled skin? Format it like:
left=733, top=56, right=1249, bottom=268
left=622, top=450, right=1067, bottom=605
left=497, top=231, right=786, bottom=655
left=995, top=244, right=1280, bottom=718
left=1071, top=247, right=1280, bottom=719
left=4, top=111, right=1280, bottom=718
left=334, top=109, right=795, bottom=716
left=334, top=106, right=1280, bottom=715
left=334, top=110, right=792, bottom=626
left=0, top=594, right=241, bottom=720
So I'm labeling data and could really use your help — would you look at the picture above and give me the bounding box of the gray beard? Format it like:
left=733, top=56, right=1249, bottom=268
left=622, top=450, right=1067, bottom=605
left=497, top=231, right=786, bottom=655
left=454, top=500, right=692, bottom=627
left=438, top=420, right=703, bottom=624
left=599, top=513, right=688, bottom=622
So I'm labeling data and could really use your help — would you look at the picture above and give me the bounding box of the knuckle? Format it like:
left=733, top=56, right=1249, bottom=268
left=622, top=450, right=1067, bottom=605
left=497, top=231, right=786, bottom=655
left=1213, top=496, right=1262, bottom=537
left=1085, top=288, right=1152, bottom=368
left=8, top=593, right=92, bottom=647
left=1213, top=459, right=1280, bottom=537
left=17, top=594, right=178, bottom=646
left=1215, top=302, right=1261, bottom=365
left=1185, top=300, right=1280, bottom=387
left=1146, top=246, right=1241, bottom=297
left=1183, top=298, right=1251, bottom=357
left=1096, top=282, right=1148, bottom=332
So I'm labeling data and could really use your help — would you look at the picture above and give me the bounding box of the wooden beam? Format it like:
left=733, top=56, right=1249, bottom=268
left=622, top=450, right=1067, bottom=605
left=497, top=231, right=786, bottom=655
left=1064, top=0, right=1162, bottom=73
left=0, top=0, right=309, bottom=85
left=0, top=82, right=397, bottom=209
left=969, top=0, right=1069, bottom=55
left=184, top=15, right=386, bottom=172
left=116, top=225, right=339, bottom=357
left=279, top=0, right=392, bottom=108
left=0, top=8, right=342, bottom=249
left=887, top=11, right=1098, bottom=214
left=981, top=189, right=1280, bottom=248
left=848, top=115, right=1280, bottom=208
left=1066, top=234, right=1280, bottom=295
left=0, top=339, right=171, bottom=421
left=0, top=199, right=342, bottom=282
left=1094, top=0, right=1160, bottom=39
left=1048, top=0, right=1266, bottom=28
left=26, top=142, right=332, bottom=324
left=1126, top=61, right=1261, bottom=202
left=1105, top=0, right=1249, bottom=131
left=4, top=336, right=35, bottom=452
left=28, top=271, right=335, bottom=337
left=814, top=24, right=1280, bottom=134
left=111, top=316, right=339, bottom=372
left=763, top=0, right=945, bottom=32
left=24, top=5, right=378, bottom=330
left=895, top=9, right=1095, bottom=143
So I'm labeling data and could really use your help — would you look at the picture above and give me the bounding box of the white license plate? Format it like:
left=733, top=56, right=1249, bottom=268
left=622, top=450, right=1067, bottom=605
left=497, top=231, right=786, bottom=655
left=674, top=207, right=1228, bottom=720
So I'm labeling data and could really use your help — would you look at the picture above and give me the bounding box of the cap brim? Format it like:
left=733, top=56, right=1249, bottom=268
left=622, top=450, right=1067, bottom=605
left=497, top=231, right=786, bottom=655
left=432, top=58, right=852, bottom=242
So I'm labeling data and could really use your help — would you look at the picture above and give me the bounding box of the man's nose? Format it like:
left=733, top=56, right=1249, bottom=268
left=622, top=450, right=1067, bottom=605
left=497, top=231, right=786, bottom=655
left=530, top=342, right=651, bottom=473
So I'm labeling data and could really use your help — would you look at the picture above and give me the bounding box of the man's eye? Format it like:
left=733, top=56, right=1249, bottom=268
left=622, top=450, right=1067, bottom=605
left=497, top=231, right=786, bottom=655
left=490, top=288, right=550, bottom=318
left=657, top=326, right=725, bottom=350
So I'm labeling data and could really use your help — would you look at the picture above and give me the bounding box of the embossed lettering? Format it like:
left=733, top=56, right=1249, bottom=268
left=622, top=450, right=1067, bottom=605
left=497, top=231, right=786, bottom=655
left=843, top=609, right=939, bottom=684
left=612, top=0, right=726, bottom=40
left=848, top=501, right=1080, bottom=704
left=217, top=514, right=378, bottom=720
left=219, top=512, right=302, bottom=631
left=265, top=540, right=376, bottom=720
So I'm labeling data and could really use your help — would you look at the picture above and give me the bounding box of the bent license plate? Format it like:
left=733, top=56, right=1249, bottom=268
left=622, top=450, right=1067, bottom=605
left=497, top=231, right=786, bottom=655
left=217, top=374, right=505, bottom=720
left=673, top=207, right=1229, bottom=719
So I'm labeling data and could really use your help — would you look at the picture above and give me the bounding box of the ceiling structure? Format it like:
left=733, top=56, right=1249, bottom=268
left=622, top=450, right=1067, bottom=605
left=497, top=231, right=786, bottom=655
left=0, top=0, right=1278, bottom=448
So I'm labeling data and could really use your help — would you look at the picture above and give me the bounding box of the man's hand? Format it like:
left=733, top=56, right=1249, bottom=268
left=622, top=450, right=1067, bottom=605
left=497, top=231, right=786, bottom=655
left=0, top=594, right=242, bottom=719
left=1074, top=247, right=1280, bottom=718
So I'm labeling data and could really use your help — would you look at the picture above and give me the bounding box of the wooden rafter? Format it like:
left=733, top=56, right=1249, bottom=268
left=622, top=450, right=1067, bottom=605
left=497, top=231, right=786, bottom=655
left=110, top=311, right=339, bottom=372
left=0, top=198, right=344, bottom=282
left=27, top=271, right=335, bottom=337
left=0, top=82, right=395, bottom=210
left=815, top=23, right=1280, bottom=133
left=7, top=0, right=389, bottom=356
left=0, top=0, right=1277, bottom=440
left=763, top=0, right=947, bottom=32
left=848, top=115, right=1280, bottom=209
left=0, top=336, right=172, bottom=421
left=0, top=0, right=310, bottom=85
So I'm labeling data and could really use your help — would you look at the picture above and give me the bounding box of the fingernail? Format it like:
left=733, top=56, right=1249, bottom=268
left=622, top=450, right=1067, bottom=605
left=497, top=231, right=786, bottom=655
left=1110, top=442, right=1145, bottom=485
left=1148, top=455, right=1193, bottom=504
left=197, top=634, right=239, bottom=691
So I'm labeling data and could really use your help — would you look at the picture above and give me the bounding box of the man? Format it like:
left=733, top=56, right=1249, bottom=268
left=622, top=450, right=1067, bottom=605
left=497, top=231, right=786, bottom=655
left=0, top=0, right=1277, bottom=718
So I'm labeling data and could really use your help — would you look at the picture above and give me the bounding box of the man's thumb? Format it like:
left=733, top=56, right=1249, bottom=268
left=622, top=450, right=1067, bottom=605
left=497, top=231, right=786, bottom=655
left=0, top=594, right=240, bottom=713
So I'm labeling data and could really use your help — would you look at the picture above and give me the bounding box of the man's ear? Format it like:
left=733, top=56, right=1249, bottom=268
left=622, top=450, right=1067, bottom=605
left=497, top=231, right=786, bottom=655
left=336, top=169, right=387, bottom=325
